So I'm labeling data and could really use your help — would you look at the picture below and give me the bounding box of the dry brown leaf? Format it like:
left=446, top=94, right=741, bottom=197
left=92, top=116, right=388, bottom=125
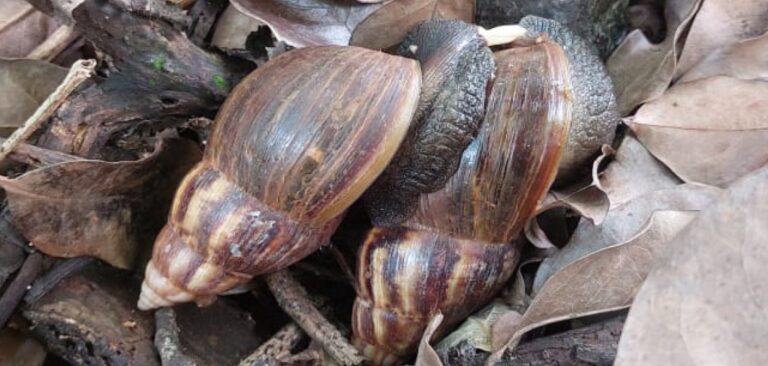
left=349, top=0, right=473, bottom=50
left=674, top=0, right=768, bottom=79
left=606, top=0, right=701, bottom=115
left=229, top=0, right=384, bottom=47
left=0, top=58, right=68, bottom=135
left=615, top=166, right=768, bottom=366
left=630, top=76, right=768, bottom=187
left=489, top=210, right=699, bottom=362
left=415, top=313, right=445, bottom=366
left=679, top=32, right=768, bottom=83
left=533, top=183, right=720, bottom=292
left=599, top=134, right=682, bottom=208
left=0, top=139, right=201, bottom=269
left=0, top=0, right=60, bottom=58
left=211, top=5, right=264, bottom=51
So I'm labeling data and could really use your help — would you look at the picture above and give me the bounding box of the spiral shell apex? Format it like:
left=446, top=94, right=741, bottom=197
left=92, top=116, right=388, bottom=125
left=139, top=46, right=421, bottom=310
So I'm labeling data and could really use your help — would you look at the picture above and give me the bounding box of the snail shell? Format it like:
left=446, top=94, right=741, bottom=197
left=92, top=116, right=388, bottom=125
left=364, top=20, right=495, bottom=226
left=352, top=40, right=573, bottom=364
left=139, top=46, right=421, bottom=310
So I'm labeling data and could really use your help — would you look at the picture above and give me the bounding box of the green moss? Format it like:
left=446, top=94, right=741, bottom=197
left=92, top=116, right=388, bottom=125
left=213, top=75, right=228, bottom=92
left=151, top=55, right=166, bottom=72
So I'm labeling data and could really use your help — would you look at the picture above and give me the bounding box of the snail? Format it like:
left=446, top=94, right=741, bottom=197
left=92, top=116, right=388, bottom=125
left=351, top=33, right=574, bottom=364
left=137, top=46, right=421, bottom=310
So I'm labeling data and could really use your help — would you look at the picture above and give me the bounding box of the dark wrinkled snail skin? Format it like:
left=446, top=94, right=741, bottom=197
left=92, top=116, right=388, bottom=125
left=365, top=20, right=495, bottom=227
left=520, top=16, right=620, bottom=182
left=138, top=46, right=421, bottom=310
left=352, top=228, right=520, bottom=365
left=353, top=41, right=573, bottom=365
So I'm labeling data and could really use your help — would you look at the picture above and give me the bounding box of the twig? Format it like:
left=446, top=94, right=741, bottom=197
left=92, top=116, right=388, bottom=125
left=154, top=307, right=197, bottom=366
left=264, top=270, right=364, bottom=366
left=0, top=59, right=96, bottom=163
left=24, top=256, right=94, bottom=304
left=26, top=25, right=80, bottom=61
left=239, top=322, right=306, bottom=366
left=0, top=252, right=44, bottom=327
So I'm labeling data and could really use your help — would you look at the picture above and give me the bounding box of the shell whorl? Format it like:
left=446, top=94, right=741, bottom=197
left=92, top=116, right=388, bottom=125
left=352, top=40, right=573, bottom=364
left=139, top=46, right=421, bottom=310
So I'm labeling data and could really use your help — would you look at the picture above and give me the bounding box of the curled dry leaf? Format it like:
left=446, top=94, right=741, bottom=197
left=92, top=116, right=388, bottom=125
left=0, top=59, right=67, bottom=135
left=0, top=0, right=60, bottom=58
left=415, top=313, right=445, bottom=366
left=437, top=301, right=516, bottom=353
left=489, top=210, right=700, bottom=361
left=349, top=0, right=473, bottom=50
left=0, top=139, right=201, bottom=269
left=630, top=76, right=768, bottom=187
left=679, top=32, right=768, bottom=83
left=211, top=5, right=264, bottom=51
left=606, top=0, right=702, bottom=115
left=230, top=0, right=472, bottom=49
left=615, top=166, right=768, bottom=366
left=230, top=0, right=383, bottom=47
left=674, top=0, right=768, bottom=79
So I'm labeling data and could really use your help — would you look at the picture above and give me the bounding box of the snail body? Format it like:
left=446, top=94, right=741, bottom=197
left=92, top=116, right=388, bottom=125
left=353, top=40, right=573, bottom=364
left=139, top=46, right=421, bottom=310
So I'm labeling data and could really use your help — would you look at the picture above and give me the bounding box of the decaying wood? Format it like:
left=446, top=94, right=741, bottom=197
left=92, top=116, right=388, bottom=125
left=239, top=322, right=306, bottom=366
left=265, top=270, right=364, bottom=366
left=0, top=59, right=95, bottom=163
left=0, top=252, right=43, bottom=328
left=155, top=308, right=197, bottom=366
left=34, top=0, right=248, bottom=159
left=497, top=315, right=625, bottom=365
left=23, top=264, right=159, bottom=365
left=24, top=257, right=94, bottom=304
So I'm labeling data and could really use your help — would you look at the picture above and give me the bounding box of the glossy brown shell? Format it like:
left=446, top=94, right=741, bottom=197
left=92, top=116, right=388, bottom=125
left=139, top=46, right=421, bottom=309
left=407, top=40, right=573, bottom=244
left=365, top=20, right=494, bottom=226
left=352, top=227, right=519, bottom=365
left=352, top=40, right=573, bottom=364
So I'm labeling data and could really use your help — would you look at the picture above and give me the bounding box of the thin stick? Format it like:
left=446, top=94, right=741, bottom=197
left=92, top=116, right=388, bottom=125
left=238, top=322, right=305, bottom=366
left=0, top=252, right=44, bottom=327
left=24, top=256, right=94, bottom=304
left=154, top=307, right=197, bottom=366
left=0, top=59, right=96, bottom=163
left=26, top=25, right=80, bottom=61
left=264, top=270, right=364, bottom=366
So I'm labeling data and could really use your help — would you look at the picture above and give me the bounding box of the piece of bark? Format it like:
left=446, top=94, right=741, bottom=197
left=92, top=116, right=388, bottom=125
left=174, top=300, right=267, bottom=365
left=35, top=0, right=248, bottom=159
left=0, top=252, right=43, bottom=327
left=264, top=270, right=364, bottom=366
left=23, top=256, right=94, bottom=304
left=496, top=315, right=625, bottom=365
left=22, top=264, right=159, bottom=365
left=155, top=308, right=197, bottom=366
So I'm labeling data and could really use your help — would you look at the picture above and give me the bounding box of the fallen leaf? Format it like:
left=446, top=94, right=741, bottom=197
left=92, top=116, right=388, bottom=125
left=230, top=0, right=472, bottom=49
left=615, top=166, right=768, bottom=366
left=211, top=5, right=265, bottom=51
left=630, top=76, right=768, bottom=187
left=0, top=58, right=68, bottom=135
left=230, top=0, right=383, bottom=47
left=0, top=0, right=60, bottom=58
left=679, top=32, right=768, bottom=83
left=490, top=210, right=699, bottom=360
left=606, top=0, right=702, bottom=114
left=437, top=301, right=516, bottom=352
left=533, top=183, right=720, bottom=292
left=599, top=133, right=681, bottom=208
left=415, top=313, right=445, bottom=366
left=0, top=328, right=46, bottom=366
left=0, top=139, right=201, bottom=269
left=674, top=0, right=768, bottom=79
left=349, top=0, right=473, bottom=50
